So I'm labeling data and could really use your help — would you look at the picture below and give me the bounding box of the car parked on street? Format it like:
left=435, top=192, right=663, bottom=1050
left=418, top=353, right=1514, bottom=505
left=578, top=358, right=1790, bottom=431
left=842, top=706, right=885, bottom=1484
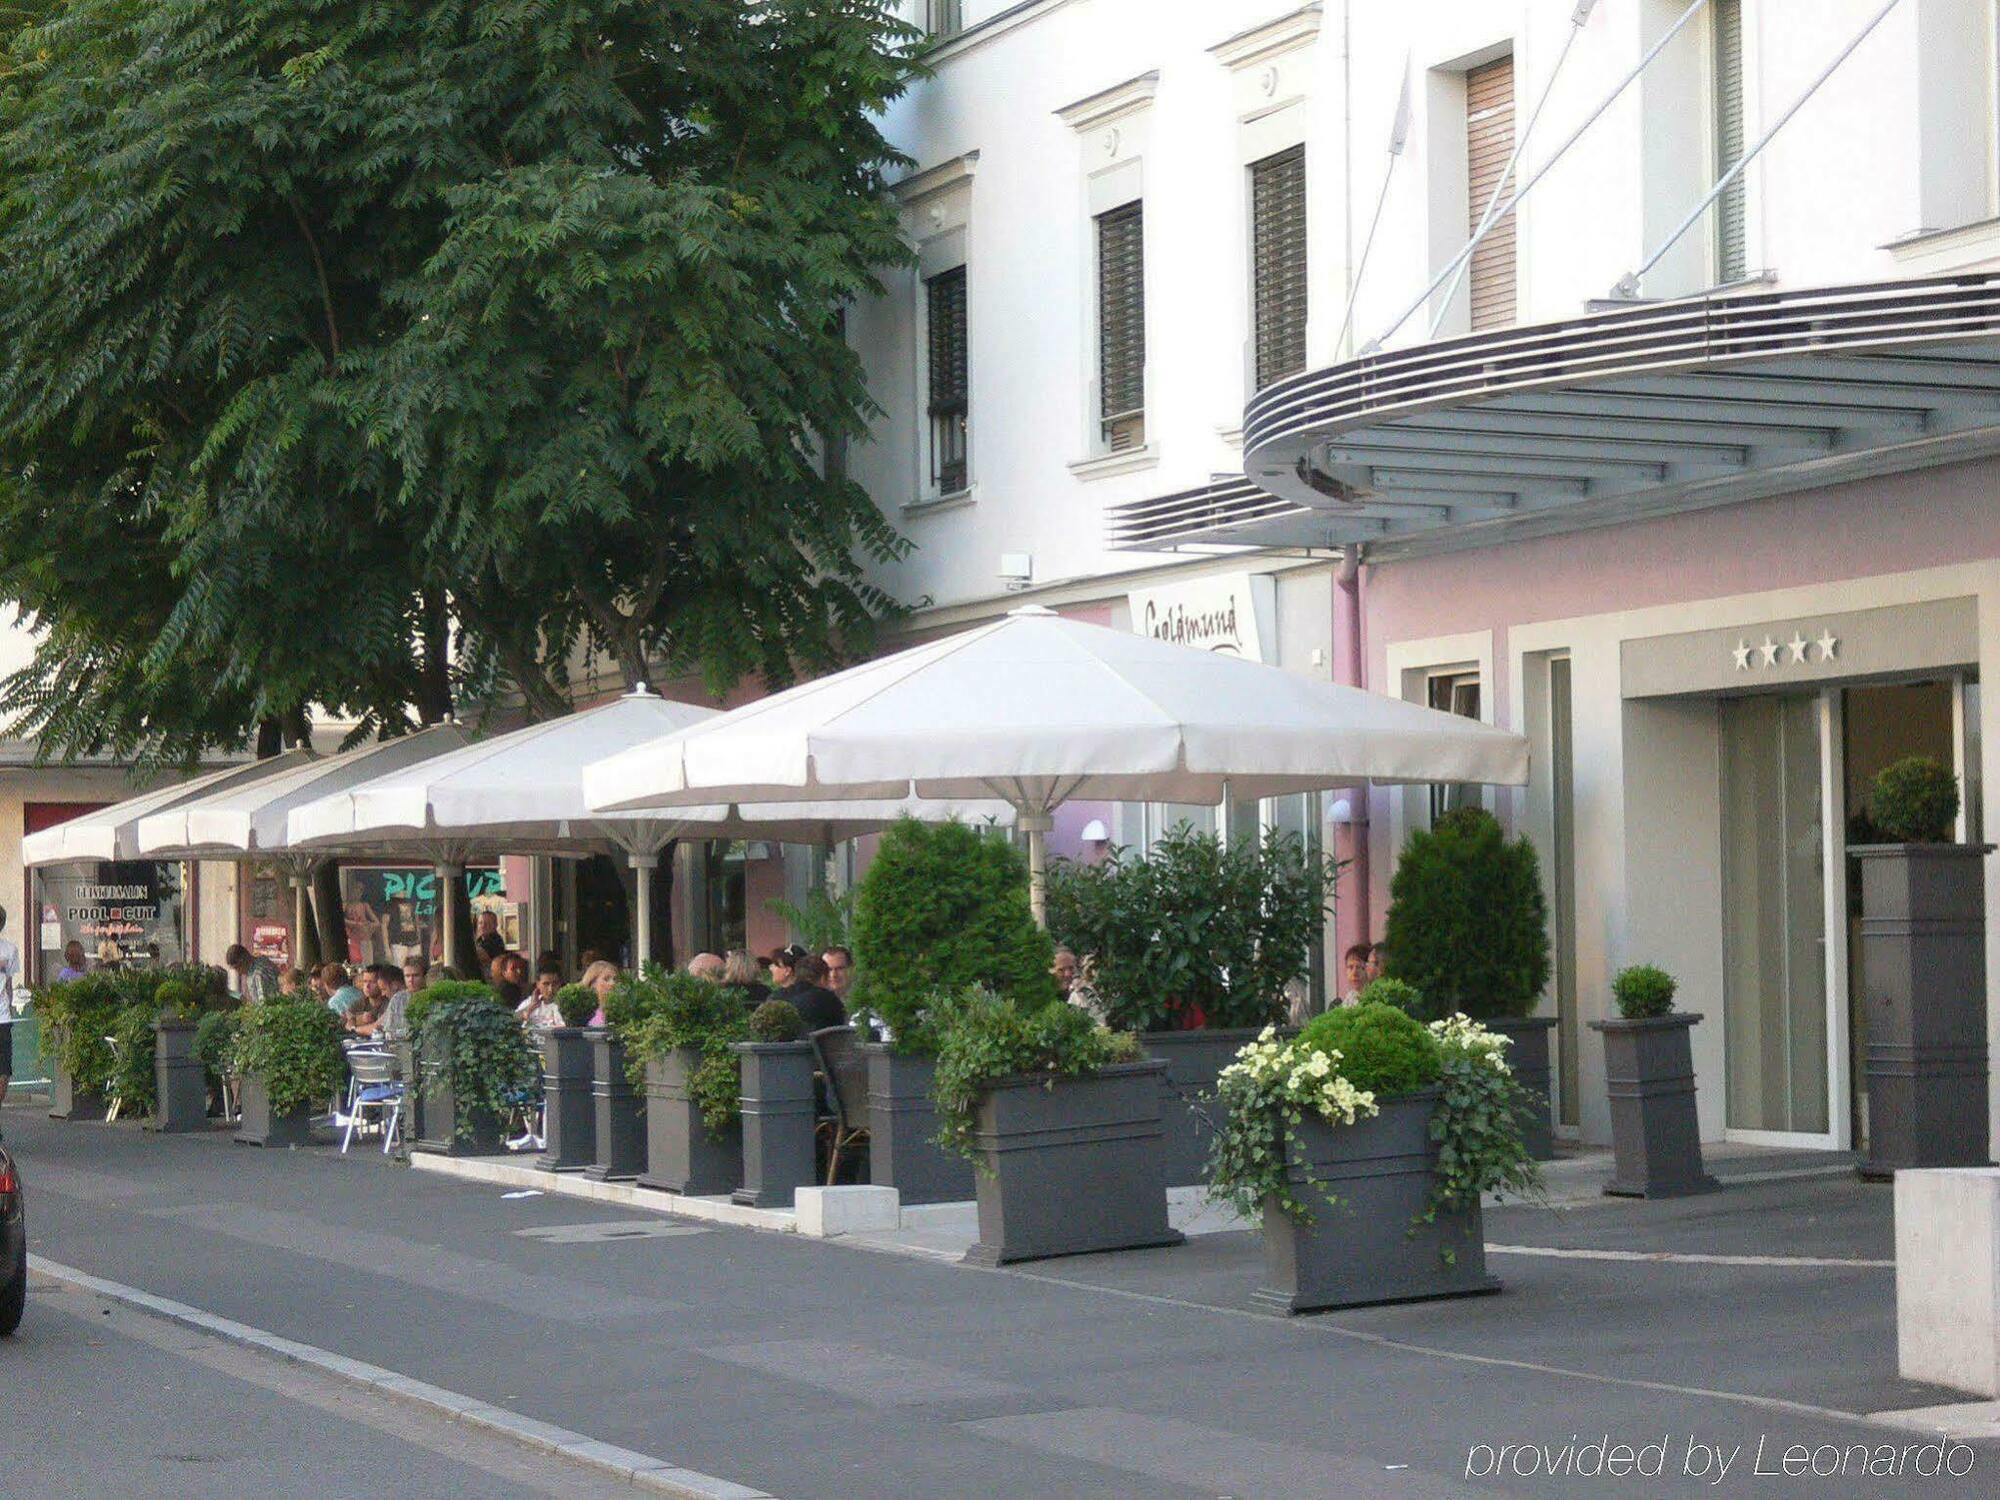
left=0, top=1138, right=24, bottom=1335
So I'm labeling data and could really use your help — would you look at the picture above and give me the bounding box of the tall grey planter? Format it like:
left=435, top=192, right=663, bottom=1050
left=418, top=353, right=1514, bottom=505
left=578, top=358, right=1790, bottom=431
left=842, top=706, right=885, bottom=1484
left=534, top=1028, right=596, bottom=1172
left=863, top=1044, right=974, bottom=1204
left=414, top=1039, right=504, bottom=1157
left=1143, top=1027, right=1267, bottom=1186
left=392, top=1037, right=424, bottom=1146
left=49, top=1062, right=107, bottom=1122
left=732, top=1041, right=818, bottom=1209
left=149, top=1017, right=210, bottom=1133
left=234, top=1072, right=313, bottom=1148
left=639, top=1050, right=741, bottom=1196
left=1488, top=1016, right=1557, bottom=1161
left=1852, top=843, right=1992, bottom=1179
left=1253, top=1090, right=1498, bottom=1314
left=1591, top=1013, right=1717, bottom=1198
left=963, top=1059, right=1183, bottom=1267
left=583, top=1029, right=644, bottom=1182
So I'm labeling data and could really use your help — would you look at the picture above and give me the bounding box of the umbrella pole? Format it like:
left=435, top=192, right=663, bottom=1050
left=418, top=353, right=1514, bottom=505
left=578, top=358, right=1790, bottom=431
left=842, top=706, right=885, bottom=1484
left=438, top=861, right=464, bottom=973
left=630, top=853, right=658, bottom=968
left=290, top=871, right=311, bottom=967
left=1017, top=812, right=1054, bottom=928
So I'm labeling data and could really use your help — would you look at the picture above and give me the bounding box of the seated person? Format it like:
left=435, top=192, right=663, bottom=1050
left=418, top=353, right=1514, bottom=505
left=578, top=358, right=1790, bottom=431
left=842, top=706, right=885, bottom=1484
left=779, top=952, right=846, bottom=1033
left=517, top=964, right=565, bottom=1030
left=687, top=952, right=725, bottom=982
left=322, top=963, right=363, bottom=1018
left=720, top=949, right=769, bottom=1009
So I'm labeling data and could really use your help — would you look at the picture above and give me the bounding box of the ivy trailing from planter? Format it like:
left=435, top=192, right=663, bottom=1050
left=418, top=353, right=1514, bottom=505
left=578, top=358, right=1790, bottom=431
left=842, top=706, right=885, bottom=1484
left=235, top=998, right=346, bottom=1116
left=621, top=971, right=750, bottom=1137
left=928, top=986, right=1142, bottom=1162
left=422, top=991, right=538, bottom=1141
left=403, top=979, right=501, bottom=1042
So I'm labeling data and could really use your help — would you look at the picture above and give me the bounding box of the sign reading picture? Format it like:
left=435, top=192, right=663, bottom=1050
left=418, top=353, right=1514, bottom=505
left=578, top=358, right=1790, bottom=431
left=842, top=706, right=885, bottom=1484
left=338, top=863, right=507, bottom=968
left=1127, top=573, right=1276, bottom=664
left=35, top=860, right=188, bottom=971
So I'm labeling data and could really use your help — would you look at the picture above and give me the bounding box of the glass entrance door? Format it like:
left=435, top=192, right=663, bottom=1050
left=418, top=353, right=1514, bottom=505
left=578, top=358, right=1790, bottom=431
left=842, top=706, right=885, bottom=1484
left=1719, top=694, right=1833, bottom=1143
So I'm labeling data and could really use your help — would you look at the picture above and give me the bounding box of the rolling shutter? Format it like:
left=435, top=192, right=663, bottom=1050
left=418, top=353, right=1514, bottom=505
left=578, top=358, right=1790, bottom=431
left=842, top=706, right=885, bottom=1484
left=1713, top=0, right=1747, bottom=282
left=1466, top=56, right=1516, bottom=332
left=1096, top=201, right=1146, bottom=451
left=926, top=266, right=968, bottom=493
left=1250, top=144, right=1308, bottom=390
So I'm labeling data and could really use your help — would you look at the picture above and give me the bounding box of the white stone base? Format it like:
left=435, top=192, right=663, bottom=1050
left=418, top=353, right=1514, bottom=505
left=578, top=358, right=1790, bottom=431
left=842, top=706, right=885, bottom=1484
left=1897, top=1167, right=2000, bottom=1397
left=794, top=1185, right=900, bottom=1237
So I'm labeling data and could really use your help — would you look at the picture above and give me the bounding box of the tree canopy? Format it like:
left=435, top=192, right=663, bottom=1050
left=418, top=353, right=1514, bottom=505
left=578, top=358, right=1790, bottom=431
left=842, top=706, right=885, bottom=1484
left=0, top=0, right=918, bottom=764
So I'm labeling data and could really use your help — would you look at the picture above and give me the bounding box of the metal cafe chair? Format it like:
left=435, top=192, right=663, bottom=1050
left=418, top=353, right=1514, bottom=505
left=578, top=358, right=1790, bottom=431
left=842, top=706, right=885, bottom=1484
left=809, top=1025, right=871, bottom=1186
left=340, top=1049, right=403, bottom=1155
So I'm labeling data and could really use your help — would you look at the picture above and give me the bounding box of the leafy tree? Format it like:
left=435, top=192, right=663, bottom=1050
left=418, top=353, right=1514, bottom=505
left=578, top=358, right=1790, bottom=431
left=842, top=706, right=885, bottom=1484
left=0, top=0, right=919, bottom=763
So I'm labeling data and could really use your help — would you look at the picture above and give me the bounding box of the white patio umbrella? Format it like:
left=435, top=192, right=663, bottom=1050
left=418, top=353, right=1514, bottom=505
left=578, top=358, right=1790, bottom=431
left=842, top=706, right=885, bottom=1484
left=583, top=605, right=1532, bottom=923
left=133, top=724, right=474, bottom=962
left=22, top=752, right=314, bottom=868
left=284, top=689, right=1010, bottom=966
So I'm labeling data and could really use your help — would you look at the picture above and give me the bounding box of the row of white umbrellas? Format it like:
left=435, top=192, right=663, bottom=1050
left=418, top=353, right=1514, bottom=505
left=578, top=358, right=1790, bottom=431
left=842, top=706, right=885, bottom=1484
left=26, top=605, right=1530, bottom=961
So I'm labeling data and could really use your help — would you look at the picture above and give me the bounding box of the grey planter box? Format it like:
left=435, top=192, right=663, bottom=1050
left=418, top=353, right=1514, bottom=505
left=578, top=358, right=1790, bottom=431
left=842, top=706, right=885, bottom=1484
left=863, top=1044, right=974, bottom=1205
left=392, top=1038, right=423, bottom=1146
left=1487, top=1015, right=1557, bottom=1161
left=149, top=1017, right=210, bottom=1133
left=48, top=1062, right=107, bottom=1122
left=1143, top=1027, right=1268, bottom=1186
left=963, top=1059, right=1184, bottom=1267
left=413, top=1038, right=504, bottom=1157
left=583, top=1029, right=645, bottom=1181
left=1253, top=1090, right=1499, bottom=1314
left=1852, top=843, right=1992, bottom=1179
left=534, top=1028, right=596, bottom=1172
left=639, top=1050, right=741, bottom=1196
left=234, top=1071, right=314, bottom=1148
left=1591, top=1013, right=1718, bottom=1198
left=732, top=1041, right=819, bottom=1209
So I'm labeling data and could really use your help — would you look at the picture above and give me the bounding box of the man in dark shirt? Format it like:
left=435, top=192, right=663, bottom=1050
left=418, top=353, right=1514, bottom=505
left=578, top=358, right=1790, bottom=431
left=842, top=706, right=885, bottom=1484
left=779, top=952, right=846, bottom=1033
left=474, top=911, right=507, bottom=974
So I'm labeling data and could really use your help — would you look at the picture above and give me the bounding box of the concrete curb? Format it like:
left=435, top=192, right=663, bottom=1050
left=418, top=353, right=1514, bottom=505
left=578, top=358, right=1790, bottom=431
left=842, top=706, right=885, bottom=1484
left=409, top=1151, right=800, bottom=1234
left=29, top=1254, right=779, bottom=1500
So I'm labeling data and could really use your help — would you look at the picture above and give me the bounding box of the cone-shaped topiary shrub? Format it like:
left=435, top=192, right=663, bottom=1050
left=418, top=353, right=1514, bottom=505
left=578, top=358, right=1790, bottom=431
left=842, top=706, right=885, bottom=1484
left=1383, top=808, right=1550, bottom=1022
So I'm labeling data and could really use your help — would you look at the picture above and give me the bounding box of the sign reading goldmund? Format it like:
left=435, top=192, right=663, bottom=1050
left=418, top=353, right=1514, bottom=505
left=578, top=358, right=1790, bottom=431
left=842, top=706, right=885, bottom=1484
left=1127, top=572, right=1276, bottom=663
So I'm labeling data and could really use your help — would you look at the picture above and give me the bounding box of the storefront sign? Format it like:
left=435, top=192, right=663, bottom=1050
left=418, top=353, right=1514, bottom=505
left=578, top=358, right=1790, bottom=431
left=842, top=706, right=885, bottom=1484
left=251, top=922, right=291, bottom=967
left=34, top=860, right=187, bottom=968
left=1127, top=573, right=1276, bottom=663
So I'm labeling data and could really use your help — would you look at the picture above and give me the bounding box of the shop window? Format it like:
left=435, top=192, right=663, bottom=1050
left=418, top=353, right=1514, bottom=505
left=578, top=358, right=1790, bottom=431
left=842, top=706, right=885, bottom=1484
left=337, top=863, right=506, bottom=969
left=34, top=861, right=188, bottom=979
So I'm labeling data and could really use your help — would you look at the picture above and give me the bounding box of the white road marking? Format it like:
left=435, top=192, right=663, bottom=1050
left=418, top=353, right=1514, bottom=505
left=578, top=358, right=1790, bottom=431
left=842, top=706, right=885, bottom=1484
left=1485, top=1243, right=1893, bottom=1269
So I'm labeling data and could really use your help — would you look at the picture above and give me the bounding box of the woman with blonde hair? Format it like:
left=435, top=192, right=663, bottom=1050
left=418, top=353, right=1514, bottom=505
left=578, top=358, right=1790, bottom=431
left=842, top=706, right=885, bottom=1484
left=580, top=959, right=621, bottom=1028
left=720, top=949, right=770, bottom=1009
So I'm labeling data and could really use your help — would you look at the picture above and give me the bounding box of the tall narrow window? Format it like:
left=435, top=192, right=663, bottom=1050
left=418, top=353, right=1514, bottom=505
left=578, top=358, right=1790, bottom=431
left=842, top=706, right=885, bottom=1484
left=926, top=266, right=968, bottom=494
left=1096, top=201, right=1146, bottom=452
left=1250, top=144, right=1308, bottom=390
left=1465, top=56, right=1516, bottom=331
left=926, top=0, right=962, bottom=39
left=1427, top=670, right=1483, bottom=824
left=1712, top=0, right=1747, bottom=282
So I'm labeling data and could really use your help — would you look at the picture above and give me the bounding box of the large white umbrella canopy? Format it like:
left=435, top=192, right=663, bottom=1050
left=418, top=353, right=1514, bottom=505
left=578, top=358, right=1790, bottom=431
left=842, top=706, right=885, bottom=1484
left=584, top=605, right=1532, bottom=920
left=22, top=752, right=314, bottom=868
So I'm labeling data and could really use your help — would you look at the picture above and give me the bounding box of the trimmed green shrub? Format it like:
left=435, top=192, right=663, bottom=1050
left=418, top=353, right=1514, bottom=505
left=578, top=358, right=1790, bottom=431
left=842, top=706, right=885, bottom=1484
left=404, top=979, right=499, bottom=1041
left=929, top=986, right=1143, bottom=1160
left=1383, top=807, right=1550, bottom=1021
left=195, top=1009, right=243, bottom=1082
left=1046, top=825, right=1332, bottom=1033
left=422, top=992, right=538, bottom=1140
left=236, top=998, right=345, bottom=1115
left=622, top=971, right=751, bottom=1136
left=111, top=1002, right=162, bottom=1116
left=553, top=983, right=598, bottom=1028
left=1296, top=1002, right=1443, bottom=1098
left=1870, top=756, right=1960, bottom=843
left=34, top=973, right=127, bottom=1094
left=748, top=998, right=806, bottom=1043
left=1611, top=964, right=1677, bottom=1020
left=1354, top=976, right=1426, bottom=1018
left=851, top=818, right=1055, bottom=1052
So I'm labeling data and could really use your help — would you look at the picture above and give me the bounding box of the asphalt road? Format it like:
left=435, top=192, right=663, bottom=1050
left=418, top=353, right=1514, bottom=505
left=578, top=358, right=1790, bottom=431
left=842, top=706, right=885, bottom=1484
left=4, top=1097, right=1994, bottom=1500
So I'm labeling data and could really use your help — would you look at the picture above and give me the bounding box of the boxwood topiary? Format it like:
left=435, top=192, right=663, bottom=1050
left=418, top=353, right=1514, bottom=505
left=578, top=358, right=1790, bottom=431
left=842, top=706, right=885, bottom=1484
left=1611, top=964, right=1677, bottom=1020
left=748, top=998, right=806, bottom=1043
left=851, top=818, right=1056, bottom=1053
left=554, top=983, right=598, bottom=1029
left=1296, top=1002, right=1443, bottom=1098
left=1383, top=807, right=1550, bottom=1021
left=1870, top=756, right=1960, bottom=843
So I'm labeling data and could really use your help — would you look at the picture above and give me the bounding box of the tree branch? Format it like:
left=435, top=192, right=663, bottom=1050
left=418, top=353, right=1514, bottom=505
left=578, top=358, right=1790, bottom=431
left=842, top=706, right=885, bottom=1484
left=289, top=201, right=341, bottom=362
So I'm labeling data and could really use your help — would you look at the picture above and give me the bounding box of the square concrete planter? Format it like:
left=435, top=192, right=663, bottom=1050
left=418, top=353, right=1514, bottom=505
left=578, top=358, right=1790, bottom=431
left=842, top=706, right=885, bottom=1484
left=233, top=1071, right=314, bottom=1148
left=1486, top=1015, right=1556, bottom=1161
left=392, top=1038, right=424, bottom=1146
left=1253, top=1090, right=1499, bottom=1314
left=534, top=1028, right=596, bottom=1172
left=731, top=1040, right=819, bottom=1209
left=963, top=1059, right=1184, bottom=1267
left=48, top=1062, right=107, bottom=1122
left=413, top=1040, right=504, bottom=1157
left=583, top=1029, right=645, bottom=1182
left=862, top=1043, right=974, bottom=1204
left=149, top=1017, right=210, bottom=1134
left=1591, top=1013, right=1718, bottom=1198
left=639, top=1050, right=741, bottom=1196
left=1852, top=843, right=1992, bottom=1180
left=1142, top=1027, right=1269, bottom=1186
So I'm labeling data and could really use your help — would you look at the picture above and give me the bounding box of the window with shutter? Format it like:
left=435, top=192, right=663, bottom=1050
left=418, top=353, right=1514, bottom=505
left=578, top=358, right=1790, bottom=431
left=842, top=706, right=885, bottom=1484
left=1096, top=201, right=1146, bottom=451
left=1712, top=0, right=1747, bottom=282
left=926, top=266, right=968, bottom=494
left=926, top=0, right=962, bottom=38
left=1250, top=145, right=1308, bottom=391
left=1465, top=56, right=1516, bottom=332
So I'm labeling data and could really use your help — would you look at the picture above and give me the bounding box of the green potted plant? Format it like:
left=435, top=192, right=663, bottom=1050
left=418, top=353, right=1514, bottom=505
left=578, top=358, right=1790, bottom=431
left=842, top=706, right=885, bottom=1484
left=730, top=999, right=818, bottom=1209
left=414, top=986, right=536, bottom=1157
left=1209, top=1001, right=1534, bottom=1313
left=851, top=818, right=1056, bottom=1204
left=234, top=997, right=344, bottom=1148
left=38, top=973, right=125, bottom=1120
left=1047, top=826, right=1334, bottom=1186
left=1383, top=807, right=1557, bottom=1160
left=931, top=986, right=1180, bottom=1265
left=110, top=1000, right=162, bottom=1122
left=1848, top=756, right=1989, bottom=1178
left=195, top=1008, right=244, bottom=1119
left=534, top=982, right=601, bottom=1173
left=149, top=977, right=217, bottom=1133
left=1588, top=965, right=1716, bottom=1197
left=583, top=971, right=649, bottom=1180
left=626, top=971, right=750, bottom=1196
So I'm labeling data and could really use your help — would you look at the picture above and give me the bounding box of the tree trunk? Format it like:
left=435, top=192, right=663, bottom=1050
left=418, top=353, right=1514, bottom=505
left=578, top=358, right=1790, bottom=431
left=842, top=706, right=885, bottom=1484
left=255, top=718, right=285, bottom=759
left=309, top=862, right=347, bottom=969
left=416, top=588, right=453, bottom=725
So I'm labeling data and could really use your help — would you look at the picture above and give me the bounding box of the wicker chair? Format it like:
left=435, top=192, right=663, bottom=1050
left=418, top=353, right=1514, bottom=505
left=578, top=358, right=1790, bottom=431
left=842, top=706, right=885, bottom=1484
left=810, top=1025, right=871, bottom=1185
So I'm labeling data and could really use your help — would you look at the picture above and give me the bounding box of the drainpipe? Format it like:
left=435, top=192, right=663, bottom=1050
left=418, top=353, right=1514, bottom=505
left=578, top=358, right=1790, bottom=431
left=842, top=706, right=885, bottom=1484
left=1334, top=546, right=1371, bottom=955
